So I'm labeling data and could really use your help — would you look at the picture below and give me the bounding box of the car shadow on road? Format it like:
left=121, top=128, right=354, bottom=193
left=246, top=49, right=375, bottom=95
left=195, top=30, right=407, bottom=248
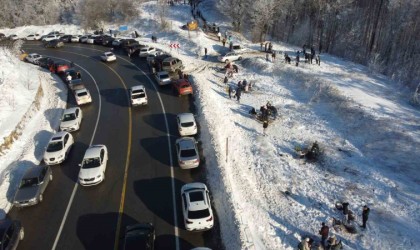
left=99, top=88, right=130, bottom=107
left=133, top=177, right=186, bottom=227
left=44, top=108, right=65, bottom=131
left=139, top=136, right=172, bottom=166
left=33, top=129, right=54, bottom=160
left=142, top=113, right=177, bottom=134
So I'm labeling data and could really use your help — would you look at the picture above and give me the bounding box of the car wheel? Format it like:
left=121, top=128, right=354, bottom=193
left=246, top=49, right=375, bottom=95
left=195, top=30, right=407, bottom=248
left=49, top=174, right=53, bottom=181
left=239, top=57, right=242, bottom=60
left=19, top=228, right=24, bottom=240
left=39, top=194, right=43, bottom=203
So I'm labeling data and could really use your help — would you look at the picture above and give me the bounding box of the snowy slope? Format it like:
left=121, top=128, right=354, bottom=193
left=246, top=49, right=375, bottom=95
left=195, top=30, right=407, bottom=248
left=0, top=1, right=419, bottom=249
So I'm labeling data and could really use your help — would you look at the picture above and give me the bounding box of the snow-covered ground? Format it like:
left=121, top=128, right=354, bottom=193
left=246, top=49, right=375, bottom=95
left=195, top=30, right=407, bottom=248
left=1, top=1, right=419, bottom=249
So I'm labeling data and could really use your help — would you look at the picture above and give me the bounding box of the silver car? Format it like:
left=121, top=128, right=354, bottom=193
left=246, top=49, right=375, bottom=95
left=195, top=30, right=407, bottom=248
left=13, top=166, right=52, bottom=207
left=154, top=71, right=171, bottom=86
left=175, top=137, right=200, bottom=169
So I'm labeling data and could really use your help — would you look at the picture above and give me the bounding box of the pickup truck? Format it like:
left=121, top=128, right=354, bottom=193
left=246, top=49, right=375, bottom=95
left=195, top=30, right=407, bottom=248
left=69, top=81, right=92, bottom=105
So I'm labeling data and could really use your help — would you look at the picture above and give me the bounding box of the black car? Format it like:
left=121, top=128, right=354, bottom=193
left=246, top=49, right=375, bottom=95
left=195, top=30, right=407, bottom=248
left=125, top=44, right=144, bottom=56
left=0, top=219, right=24, bottom=250
left=45, top=39, right=64, bottom=48
left=37, top=57, right=55, bottom=69
left=120, top=39, right=139, bottom=49
left=102, top=36, right=114, bottom=46
left=59, top=35, right=72, bottom=43
left=63, top=68, right=82, bottom=81
left=123, top=223, right=155, bottom=250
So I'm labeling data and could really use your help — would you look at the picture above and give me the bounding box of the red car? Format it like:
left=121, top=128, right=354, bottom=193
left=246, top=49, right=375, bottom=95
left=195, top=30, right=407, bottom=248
left=49, top=62, right=70, bottom=74
left=172, top=79, right=193, bottom=96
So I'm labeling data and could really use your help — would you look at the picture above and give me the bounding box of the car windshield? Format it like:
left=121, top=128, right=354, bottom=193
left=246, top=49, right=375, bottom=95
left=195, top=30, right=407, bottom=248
left=160, top=74, right=169, bottom=79
left=181, top=122, right=194, bottom=127
left=63, top=113, right=76, bottom=121
left=180, top=148, right=196, bottom=158
left=162, top=61, right=171, bottom=66
left=82, top=158, right=101, bottom=169
left=188, top=208, right=210, bottom=219
left=46, top=141, right=63, bottom=152
left=181, top=85, right=190, bottom=89
left=20, top=177, right=39, bottom=188
left=78, top=92, right=88, bottom=97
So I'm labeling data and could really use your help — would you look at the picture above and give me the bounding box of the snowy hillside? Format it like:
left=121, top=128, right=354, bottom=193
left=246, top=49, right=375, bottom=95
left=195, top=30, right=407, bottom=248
left=0, top=1, right=419, bottom=249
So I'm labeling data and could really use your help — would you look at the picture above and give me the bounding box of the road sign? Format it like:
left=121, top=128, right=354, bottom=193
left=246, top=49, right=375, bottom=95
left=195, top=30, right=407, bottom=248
left=169, top=43, right=180, bottom=48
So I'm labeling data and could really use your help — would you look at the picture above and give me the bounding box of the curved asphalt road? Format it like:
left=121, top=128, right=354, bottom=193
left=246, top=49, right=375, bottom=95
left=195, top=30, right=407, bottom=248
left=8, top=41, right=223, bottom=250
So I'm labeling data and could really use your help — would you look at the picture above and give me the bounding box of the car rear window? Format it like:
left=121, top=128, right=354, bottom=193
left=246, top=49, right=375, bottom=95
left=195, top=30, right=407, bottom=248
left=78, top=92, right=88, bottom=97
left=162, top=61, right=171, bottom=66
left=132, top=93, right=146, bottom=99
left=181, top=122, right=194, bottom=127
left=160, top=74, right=169, bottom=79
left=180, top=149, right=196, bottom=157
left=188, top=208, right=210, bottom=219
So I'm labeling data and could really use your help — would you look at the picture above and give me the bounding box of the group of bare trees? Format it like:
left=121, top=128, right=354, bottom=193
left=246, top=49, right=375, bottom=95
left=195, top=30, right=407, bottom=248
left=217, top=0, right=420, bottom=90
left=0, top=0, right=141, bottom=30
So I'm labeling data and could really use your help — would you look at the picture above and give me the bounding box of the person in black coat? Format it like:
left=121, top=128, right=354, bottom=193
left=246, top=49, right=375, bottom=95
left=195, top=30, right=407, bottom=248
left=228, top=85, right=233, bottom=99
left=319, top=222, right=329, bottom=246
left=236, top=87, right=241, bottom=102
left=362, top=205, right=370, bottom=228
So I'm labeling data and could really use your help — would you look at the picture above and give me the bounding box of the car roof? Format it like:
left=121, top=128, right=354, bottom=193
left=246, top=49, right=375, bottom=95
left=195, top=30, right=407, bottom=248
left=177, top=113, right=195, bottom=123
left=84, top=145, right=105, bottom=159
left=23, top=166, right=46, bottom=179
left=176, top=137, right=196, bottom=150
left=131, top=85, right=145, bottom=91
left=163, top=57, right=177, bottom=62
left=157, top=71, right=169, bottom=76
left=50, top=131, right=68, bottom=141
left=63, top=107, right=79, bottom=114
left=29, top=53, right=40, bottom=56
left=104, top=52, right=114, bottom=56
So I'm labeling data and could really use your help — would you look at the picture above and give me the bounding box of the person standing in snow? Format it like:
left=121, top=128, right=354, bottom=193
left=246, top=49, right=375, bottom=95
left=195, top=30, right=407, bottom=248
left=298, top=238, right=311, bottom=250
left=217, top=32, right=221, bottom=41
left=316, top=54, right=321, bottom=66
left=361, top=205, right=370, bottom=229
left=204, top=47, right=208, bottom=59
left=222, top=37, right=226, bottom=47
left=266, top=53, right=270, bottom=62
left=236, top=86, right=241, bottom=102
left=228, top=85, right=233, bottom=99
left=296, top=54, right=300, bottom=66
left=319, top=222, right=329, bottom=247
left=263, top=120, right=268, bottom=135
left=272, top=51, right=276, bottom=62
left=264, top=42, right=268, bottom=52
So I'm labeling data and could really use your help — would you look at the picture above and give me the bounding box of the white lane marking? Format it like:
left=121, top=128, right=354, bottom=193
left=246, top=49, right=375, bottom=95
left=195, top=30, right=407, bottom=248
left=116, top=56, right=179, bottom=250
left=47, top=57, right=102, bottom=250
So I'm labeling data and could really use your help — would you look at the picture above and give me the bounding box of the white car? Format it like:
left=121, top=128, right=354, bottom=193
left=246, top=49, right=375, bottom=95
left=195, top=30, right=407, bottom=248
left=175, top=137, right=199, bottom=169
left=9, top=35, right=19, bottom=40
left=25, top=34, right=41, bottom=41
left=71, top=35, right=81, bottom=42
left=79, top=35, right=89, bottom=43
left=177, top=113, right=197, bottom=136
left=60, top=107, right=83, bottom=132
left=231, top=44, right=247, bottom=54
left=181, top=182, right=214, bottom=231
left=25, top=53, right=43, bottom=64
left=130, top=85, right=148, bottom=106
left=218, top=52, right=242, bottom=63
left=42, top=35, right=60, bottom=42
left=86, top=35, right=97, bottom=44
left=154, top=71, right=171, bottom=86
left=139, top=46, right=156, bottom=57
left=74, top=88, right=92, bottom=105
left=43, top=131, right=74, bottom=165
left=100, top=52, right=117, bottom=62
left=78, top=145, right=108, bottom=186
left=112, top=38, right=123, bottom=47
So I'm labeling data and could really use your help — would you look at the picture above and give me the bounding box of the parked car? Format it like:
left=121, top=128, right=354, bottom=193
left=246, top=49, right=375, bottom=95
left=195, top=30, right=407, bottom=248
left=86, top=35, right=98, bottom=44
left=25, top=34, right=41, bottom=41
left=71, top=35, right=81, bottom=42
left=130, top=85, right=148, bottom=106
left=112, top=38, right=124, bottom=47
left=25, top=53, right=43, bottom=64
left=162, top=57, right=184, bottom=73
left=43, top=131, right=74, bottom=165
left=50, top=61, right=70, bottom=74
left=78, top=145, right=108, bottom=186
left=0, top=219, right=24, bottom=249
left=125, top=44, right=143, bottom=56
left=63, top=68, right=82, bottom=81
left=59, top=35, right=72, bottom=43
left=175, top=137, right=199, bottom=169
left=102, top=36, right=114, bottom=46
left=79, top=35, right=89, bottom=43
left=231, top=44, right=247, bottom=53
left=139, top=46, right=156, bottom=57
left=9, top=34, right=19, bottom=40
left=172, top=79, right=193, bottom=96
left=13, top=166, right=52, bottom=207
left=123, top=223, right=155, bottom=250
left=154, top=71, right=171, bottom=86
left=42, top=34, right=60, bottom=42
left=60, top=107, right=83, bottom=132
left=218, top=52, right=242, bottom=63
left=74, top=88, right=92, bottom=105
left=37, top=57, right=54, bottom=69
left=45, top=39, right=64, bottom=48
left=100, top=52, right=117, bottom=62
left=120, top=39, right=139, bottom=49
left=177, top=113, right=197, bottom=136
left=181, top=182, right=214, bottom=231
